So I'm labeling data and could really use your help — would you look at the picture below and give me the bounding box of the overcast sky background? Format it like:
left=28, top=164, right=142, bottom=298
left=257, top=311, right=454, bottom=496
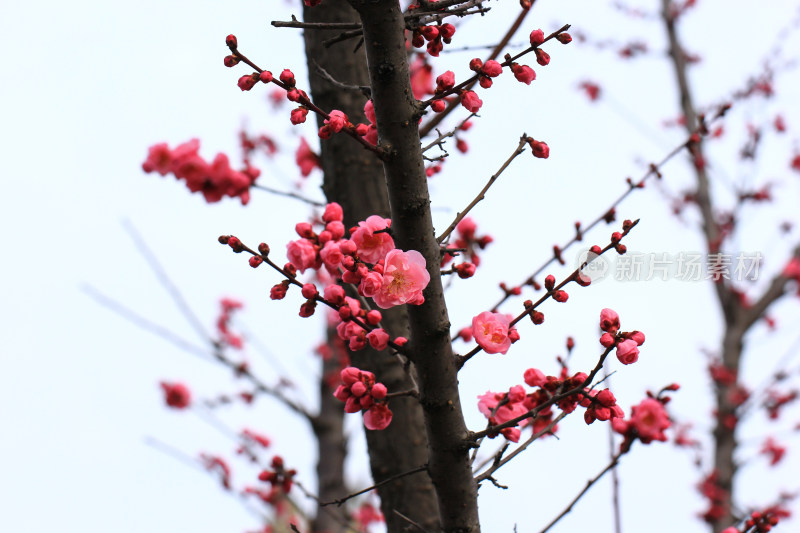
left=3, top=0, right=800, bottom=532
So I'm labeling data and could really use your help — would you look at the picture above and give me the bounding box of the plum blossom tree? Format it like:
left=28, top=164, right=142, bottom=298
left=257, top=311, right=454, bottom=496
left=134, top=1, right=800, bottom=532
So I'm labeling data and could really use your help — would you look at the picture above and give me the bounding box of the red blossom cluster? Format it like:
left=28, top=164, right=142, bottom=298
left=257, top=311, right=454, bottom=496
left=258, top=455, right=297, bottom=494
left=597, top=308, right=646, bottom=365
left=333, top=367, right=392, bottom=430
left=142, top=139, right=259, bottom=204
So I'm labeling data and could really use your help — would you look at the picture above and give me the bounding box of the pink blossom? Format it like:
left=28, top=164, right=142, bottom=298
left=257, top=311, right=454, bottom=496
left=290, top=107, right=308, bottom=125
left=409, top=58, right=434, bottom=99
left=367, top=328, right=390, bottom=350
left=373, top=249, right=430, bottom=309
left=320, top=240, right=344, bottom=271
left=363, top=404, right=393, bottom=430
left=460, top=90, right=483, bottom=113
left=141, top=143, right=173, bottom=175
left=160, top=381, right=191, bottom=409
left=472, top=311, right=513, bottom=354
left=760, top=437, right=786, bottom=466
left=325, top=110, right=348, bottom=132
left=322, top=202, right=344, bottom=223
left=523, top=368, right=546, bottom=387
left=529, top=29, right=545, bottom=46
left=351, top=215, right=395, bottom=264
left=359, top=271, right=383, bottom=298
left=512, top=64, right=536, bottom=84
left=286, top=238, right=318, bottom=273
left=482, top=60, right=503, bottom=77
left=599, top=308, right=620, bottom=333
left=323, top=284, right=345, bottom=305
left=295, top=137, right=320, bottom=177
left=629, top=398, right=670, bottom=443
left=616, top=339, right=639, bottom=365
left=436, top=70, right=455, bottom=93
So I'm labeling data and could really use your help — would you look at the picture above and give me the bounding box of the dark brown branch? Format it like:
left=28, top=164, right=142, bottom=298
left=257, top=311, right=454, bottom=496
left=321, top=465, right=428, bottom=507
left=537, top=445, right=630, bottom=533
left=251, top=183, right=325, bottom=206
left=739, top=245, right=800, bottom=331
left=474, top=412, right=567, bottom=483
left=347, top=1, right=480, bottom=530
left=436, top=135, right=529, bottom=244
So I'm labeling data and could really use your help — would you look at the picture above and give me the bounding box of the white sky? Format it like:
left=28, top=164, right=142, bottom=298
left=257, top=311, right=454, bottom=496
left=2, top=0, right=800, bottom=532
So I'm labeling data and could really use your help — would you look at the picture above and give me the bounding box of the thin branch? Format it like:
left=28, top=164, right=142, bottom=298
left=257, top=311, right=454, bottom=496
left=312, top=59, right=372, bottom=97
left=474, top=412, right=567, bottom=484
left=436, top=135, right=529, bottom=244
left=272, top=16, right=362, bottom=30
left=123, top=220, right=211, bottom=343
left=739, top=245, right=800, bottom=331
left=393, top=510, right=434, bottom=533
left=251, top=183, right=325, bottom=206
left=537, top=446, right=630, bottom=533
left=421, top=113, right=475, bottom=154
left=81, top=284, right=213, bottom=362
left=320, top=465, right=428, bottom=507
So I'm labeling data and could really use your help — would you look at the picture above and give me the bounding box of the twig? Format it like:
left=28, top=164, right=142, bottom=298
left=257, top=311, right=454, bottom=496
left=421, top=113, right=475, bottom=154
left=123, top=220, right=211, bottom=343
left=393, top=510, right=434, bottom=533
left=272, top=17, right=361, bottom=30
left=436, top=135, right=529, bottom=244
left=474, top=412, right=567, bottom=483
left=537, top=446, right=630, bottom=533
left=251, top=183, right=325, bottom=206
left=312, top=59, right=371, bottom=97
left=320, top=464, right=428, bottom=507
left=81, top=284, right=213, bottom=362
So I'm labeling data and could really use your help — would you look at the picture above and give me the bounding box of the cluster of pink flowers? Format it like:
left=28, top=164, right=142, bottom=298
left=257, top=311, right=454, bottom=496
left=333, top=367, right=393, bottom=430
left=160, top=381, right=191, bottom=409
left=142, top=139, right=259, bottom=204
left=258, top=455, right=297, bottom=494
left=720, top=508, right=787, bottom=533
left=597, top=308, right=645, bottom=365
left=273, top=203, right=431, bottom=317
left=408, top=21, right=456, bottom=57
left=477, top=366, right=625, bottom=442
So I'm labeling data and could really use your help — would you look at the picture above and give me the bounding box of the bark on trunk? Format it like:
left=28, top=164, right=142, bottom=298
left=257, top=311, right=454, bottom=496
left=302, top=2, right=440, bottom=531
left=345, top=1, right=481, bottom=531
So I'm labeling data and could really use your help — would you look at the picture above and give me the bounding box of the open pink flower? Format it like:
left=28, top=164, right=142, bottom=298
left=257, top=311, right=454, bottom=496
left=629, top=398, right=670, bottom=443
left=286, top=238, right=319, bottom=273
left=351, top=215, right=394, bottom=264
left=363, top=404, right=393, bottom=430
left=472, top=311, right=514, bottom=354
left=373, top=249, right=430, bottom=309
